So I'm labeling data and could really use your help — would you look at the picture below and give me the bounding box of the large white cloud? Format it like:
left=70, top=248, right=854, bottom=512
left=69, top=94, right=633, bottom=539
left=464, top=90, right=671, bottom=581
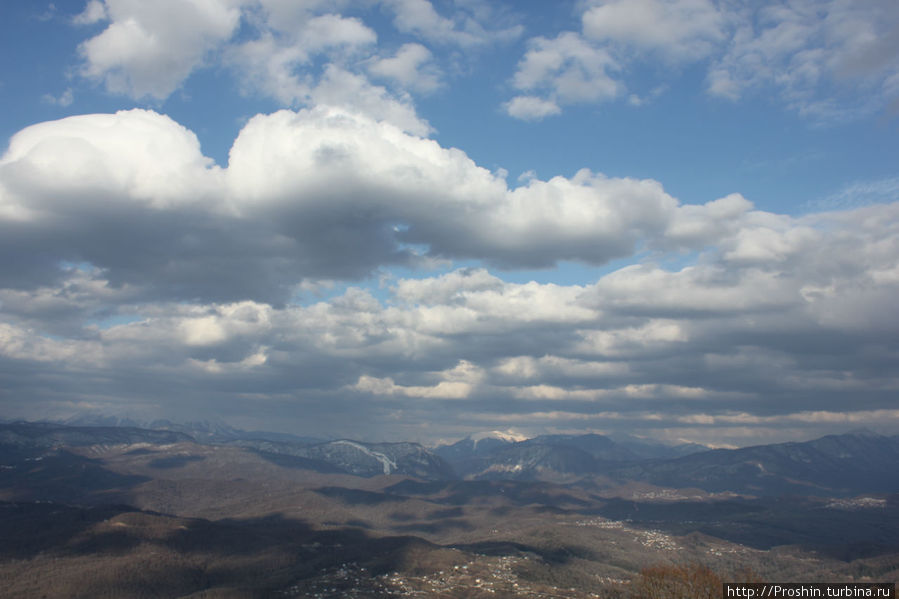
left=0, top=107, right=703, bottom=302
left=1, top=109, right=220, bottom=209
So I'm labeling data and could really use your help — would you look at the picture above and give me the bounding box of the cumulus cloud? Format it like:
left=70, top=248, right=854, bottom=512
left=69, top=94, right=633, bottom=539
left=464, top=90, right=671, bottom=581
left=351, top=360, right=484, bottom=399
left=0, top=107, right=702, bottom=302
left=308, top=66, right=431, bottom=135
left=78, top=0, right=244, bottom=100
left=368, top=43, right=442, bottom=93
left=507, top=32, right=621, bottom=117
left=224, top=12, right=378, bottom=101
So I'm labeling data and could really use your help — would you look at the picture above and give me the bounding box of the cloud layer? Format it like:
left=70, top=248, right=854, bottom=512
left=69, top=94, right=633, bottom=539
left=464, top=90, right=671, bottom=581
left=1, top=108, right=897, bottom=444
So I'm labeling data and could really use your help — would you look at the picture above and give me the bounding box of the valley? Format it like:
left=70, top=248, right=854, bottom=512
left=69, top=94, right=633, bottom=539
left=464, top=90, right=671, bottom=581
left=1, top=421, right=897, bottom=597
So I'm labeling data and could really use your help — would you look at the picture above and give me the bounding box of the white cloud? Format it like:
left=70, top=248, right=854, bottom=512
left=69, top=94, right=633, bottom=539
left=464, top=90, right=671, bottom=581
left=41, top=88, right=74, bottom=107
left=505, top=0, right=899, bottom=120
left=1, top=109, right=221, bottom=209
left=351, top=360, right=484, bottom=399
left=582, top=0, right=725, bottom=61
left=393, top=268, right=503, bottom=305
left=178, top=302, right=272, bottom=347
left=588, top=263, right=799, bottom=316
left=73, top=0, right=107, bottom=25
left=381, top=0, right=520, bottom=47
left=253, top=0, right=348, bottom=33
left=78, top=0, right=244, bottom=100
left=503, top=96, right=561, bottom=120
left=494, top=355, right=629, bottom=382
left=225, top=30, right=311, bottom=104
left=225, top=107, right=685, bottom=269
left=706, top=0, right=899, bottom=118
left=224, top=12, right=377, bottom=102
left=300, top=13, right=378, bottom=52
left=383, top=0, right=459, bottom=44
left=222, top=8, right=441, bottom=135
left=1, top=109, right=220, bottom=211
left=368, top=43, right=442, bottom=93
left=309, top=66, right=431, bottom=135
left=511, top=32, right=621, bottom=106
left=662, top=193, right=754, bottom=249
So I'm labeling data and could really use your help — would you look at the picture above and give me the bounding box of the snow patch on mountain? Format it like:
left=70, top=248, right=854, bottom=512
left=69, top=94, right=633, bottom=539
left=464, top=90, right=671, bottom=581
left=471, top=430, right=528, bottom=444
left=332, top=440, right=397, bottom=475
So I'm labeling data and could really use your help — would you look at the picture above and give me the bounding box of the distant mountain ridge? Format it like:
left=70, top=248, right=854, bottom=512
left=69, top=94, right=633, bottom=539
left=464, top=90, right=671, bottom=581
left=58, top=415, right=325, bottom=445
left=0, top=421, right=194, bottom=449
left=428, top=430, right=899, bottom=496
left=232, top=438, right=455, bottom=479
left=434, top=432, right=709, bottom=480
left=611, top=431, right=899, bottom=497
left=3, top=420, right=898, bottom=496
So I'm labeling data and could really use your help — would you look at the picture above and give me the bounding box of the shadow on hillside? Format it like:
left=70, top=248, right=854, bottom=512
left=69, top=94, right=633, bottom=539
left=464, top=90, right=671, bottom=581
left=315, top=486, right=408, bottom=505
left=0, top=447, right=151, bottom=504
left=0, top=505, right=437, bottom=597
left=426, top=507, right=464, bottom=519
left=0, top=502, right=143, bottom=560
left=392, top=518, right=474, bottom=534
left=251, top=449, right=348, bottom=473
left=147, top=454, right=206, bottom=469
left=384, top=479, right=593, bottom=508
left=596, top=497, right=899, bottom=558
left=451, top=539, right=598, bottom=565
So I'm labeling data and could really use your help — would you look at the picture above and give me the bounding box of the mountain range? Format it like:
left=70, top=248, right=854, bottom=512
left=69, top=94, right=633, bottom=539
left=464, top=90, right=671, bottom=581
left=2, top=419, right=898, bottom=597
left=3, top=420, right=898, bottom=497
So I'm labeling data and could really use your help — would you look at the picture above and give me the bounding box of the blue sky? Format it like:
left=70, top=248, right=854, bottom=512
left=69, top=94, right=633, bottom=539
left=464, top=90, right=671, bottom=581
left=1, top=0, right=898, bottom=446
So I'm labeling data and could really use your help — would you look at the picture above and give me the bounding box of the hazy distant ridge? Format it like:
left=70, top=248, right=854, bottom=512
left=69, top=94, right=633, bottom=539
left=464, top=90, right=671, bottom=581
left=4, top=421, right=899, bottom=497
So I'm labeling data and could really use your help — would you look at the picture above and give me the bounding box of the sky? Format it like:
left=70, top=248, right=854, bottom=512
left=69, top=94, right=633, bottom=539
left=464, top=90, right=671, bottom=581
left=0, top=0, right=898, bottom=447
